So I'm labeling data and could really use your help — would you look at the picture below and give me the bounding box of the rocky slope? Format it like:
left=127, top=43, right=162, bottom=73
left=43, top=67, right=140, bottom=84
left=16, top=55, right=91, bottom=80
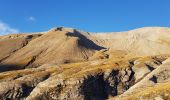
left=0, top=27, right=170, bottom=100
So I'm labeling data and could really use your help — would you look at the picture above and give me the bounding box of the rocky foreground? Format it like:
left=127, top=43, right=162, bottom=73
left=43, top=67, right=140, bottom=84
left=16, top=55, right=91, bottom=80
left=0, top=27, right=170, bottom=100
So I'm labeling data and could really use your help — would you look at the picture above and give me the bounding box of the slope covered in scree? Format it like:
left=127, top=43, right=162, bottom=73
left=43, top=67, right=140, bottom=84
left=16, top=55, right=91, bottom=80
left=93, top=27, right=170, bottom=56
left=0, top=27, right=170, bottom=100
left=0, top=27, right=105, bottom=72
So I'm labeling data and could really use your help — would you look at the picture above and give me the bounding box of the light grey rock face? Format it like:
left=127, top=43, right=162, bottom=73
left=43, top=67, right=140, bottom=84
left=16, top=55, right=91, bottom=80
left=26, top=65, right=136, bottom=100
left=112, top=58, right=170, bottom=100
left=0, top=71, right=50, bottom=100
left=0, top=56, right=169, bottom=100
left=26, top=74, right=83, bottom=100
left=132, top=57, right=162, bottom=82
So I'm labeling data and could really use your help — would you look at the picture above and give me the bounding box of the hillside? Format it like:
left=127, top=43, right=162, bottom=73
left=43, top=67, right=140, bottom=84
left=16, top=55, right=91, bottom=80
left=0, top=27, right=170, bottom=100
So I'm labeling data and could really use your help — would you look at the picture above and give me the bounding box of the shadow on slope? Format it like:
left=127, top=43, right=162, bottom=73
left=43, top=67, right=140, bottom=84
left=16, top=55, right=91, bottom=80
left=80, top=72, right=119, bottom=100
left=66, top=30, right=106, bottom=50
left=80, top=74, right=108, bottom=100
left=80, top=69, right=135, bottom=100
left=0, top=64, right=25, bottom=72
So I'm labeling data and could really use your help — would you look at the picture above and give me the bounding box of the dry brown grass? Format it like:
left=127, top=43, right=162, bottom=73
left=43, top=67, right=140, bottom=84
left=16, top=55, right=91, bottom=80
left=117, top=82, right=170, bottom=100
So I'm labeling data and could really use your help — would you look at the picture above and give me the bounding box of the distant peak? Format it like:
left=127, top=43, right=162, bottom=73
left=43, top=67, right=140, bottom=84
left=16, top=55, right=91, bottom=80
left=130, top=27, right=170, bottom=31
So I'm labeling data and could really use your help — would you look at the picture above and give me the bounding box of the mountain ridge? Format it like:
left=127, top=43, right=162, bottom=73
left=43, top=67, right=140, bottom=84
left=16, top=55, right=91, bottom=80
left=0, top=27, right=170, bottom=100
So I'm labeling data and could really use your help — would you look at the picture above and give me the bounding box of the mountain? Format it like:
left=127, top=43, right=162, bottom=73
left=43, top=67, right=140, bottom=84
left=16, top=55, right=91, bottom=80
left=93, top=27, right=170, bottom=56
left=0, top=27, right=170, bottom=100
left=0, top=27, right=104, bottom=72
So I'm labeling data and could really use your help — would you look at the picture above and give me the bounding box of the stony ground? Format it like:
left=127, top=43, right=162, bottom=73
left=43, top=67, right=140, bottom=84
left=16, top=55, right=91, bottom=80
left=0, top=27, right=170, bottom=100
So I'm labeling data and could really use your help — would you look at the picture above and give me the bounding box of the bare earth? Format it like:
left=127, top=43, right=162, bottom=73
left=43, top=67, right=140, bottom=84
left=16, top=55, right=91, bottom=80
left=0, top=27, right=170, bottom=100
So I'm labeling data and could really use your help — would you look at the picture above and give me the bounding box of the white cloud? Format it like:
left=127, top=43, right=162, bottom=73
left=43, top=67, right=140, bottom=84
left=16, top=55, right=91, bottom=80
left=28, top=16, right=36, bottom=21
left=0, top=21, right=19, bottom=35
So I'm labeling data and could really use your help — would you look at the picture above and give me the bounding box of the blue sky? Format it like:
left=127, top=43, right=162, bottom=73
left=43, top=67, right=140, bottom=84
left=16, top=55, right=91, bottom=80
left=0, top=0, right=170, bottom=35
